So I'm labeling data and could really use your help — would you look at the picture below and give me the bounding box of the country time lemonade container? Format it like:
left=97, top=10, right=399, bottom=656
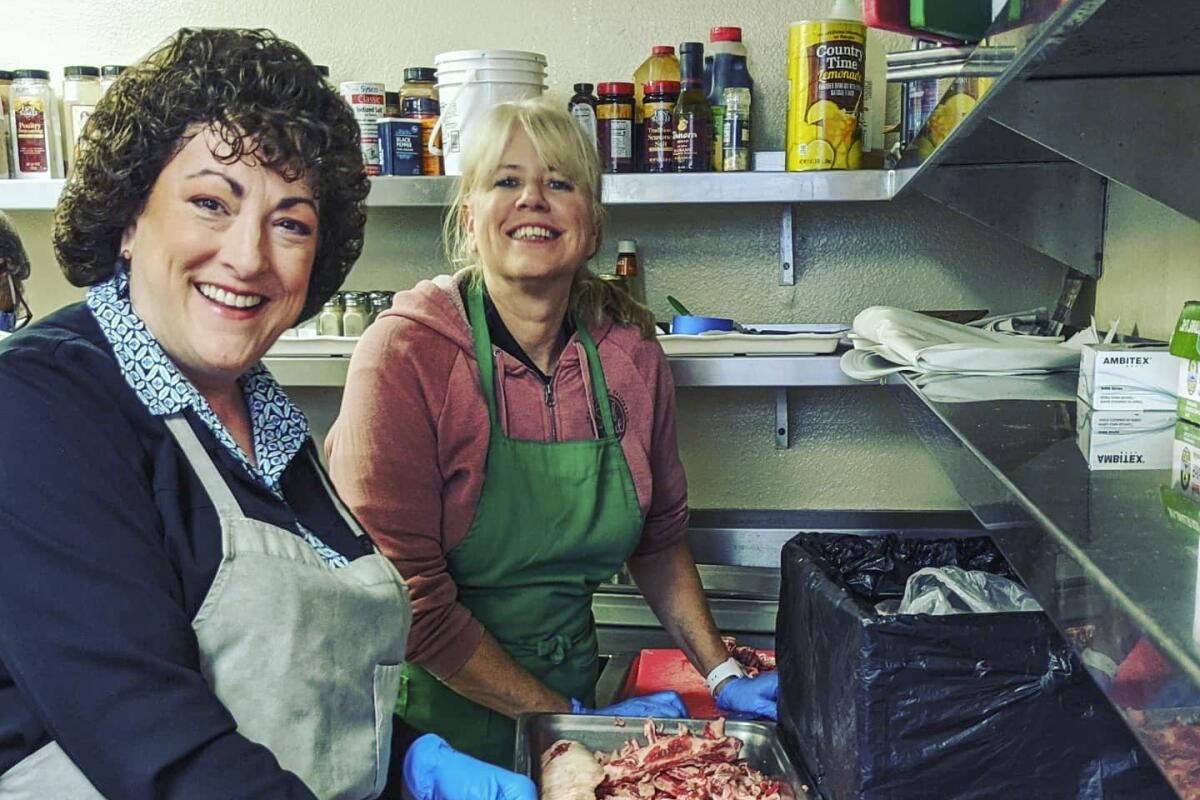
left=786, top=3, right=866, bottom=171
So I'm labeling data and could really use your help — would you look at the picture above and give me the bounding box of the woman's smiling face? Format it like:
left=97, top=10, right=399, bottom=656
left=465, top=126, right=598, bottom=286
left=121, top=127, right=319, bottom=393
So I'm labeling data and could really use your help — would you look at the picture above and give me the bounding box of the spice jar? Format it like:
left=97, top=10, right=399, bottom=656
left=0, top=71, right=12, bottom=179
left=401, top=67, right=442, bottom=176
left=341, top=292, right=370, bottom=337
left=368, top=291, right=394, bottom=324
left=721, top=87, right=752, bottom=172
left=615, top=240, right=644, bottom=304
left=596, top=82, right=635, bottom=174
left=641, top=81, right=679, bottom=173
left=62, top=66, right=101, bottom=173
left=569, top=83, right=598, bottom=149
left=99, top=65, right=125, bottom=95
left=384, top=91, right=402, bottom=117
left=317, top=295, right=344, bottom=336
left=400, top=68, right=438, bottom=113
left=9, top=70, right=63, bottom=179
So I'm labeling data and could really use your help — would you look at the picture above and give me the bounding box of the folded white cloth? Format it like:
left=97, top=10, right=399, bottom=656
left=841, top=306, right=1089, bottom=381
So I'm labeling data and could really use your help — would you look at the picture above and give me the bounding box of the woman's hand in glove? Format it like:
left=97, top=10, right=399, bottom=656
left=570, top=690, right=687, bottom=718
left=715, top=672, right=778, bottom=720
left=403, top=734, right=536, bottom=800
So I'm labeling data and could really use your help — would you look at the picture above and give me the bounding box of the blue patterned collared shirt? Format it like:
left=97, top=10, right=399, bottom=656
left=86, top=267, right=348, bottom=568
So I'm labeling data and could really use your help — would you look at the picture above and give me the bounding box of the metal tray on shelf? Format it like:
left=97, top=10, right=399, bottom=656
left=514, top=714, right=811, bottom=798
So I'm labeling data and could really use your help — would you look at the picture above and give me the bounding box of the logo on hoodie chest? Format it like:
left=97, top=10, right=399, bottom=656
left=592, top=390, right=628, bottom=441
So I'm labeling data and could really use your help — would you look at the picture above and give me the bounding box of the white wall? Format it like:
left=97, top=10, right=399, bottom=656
left=4, top=0, right=1078, bottom=511
left=1095, top=185, right=1200, bottom=341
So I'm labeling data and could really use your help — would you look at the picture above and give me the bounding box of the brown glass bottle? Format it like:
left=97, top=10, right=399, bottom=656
left=672, top=42, right=712, bottom=172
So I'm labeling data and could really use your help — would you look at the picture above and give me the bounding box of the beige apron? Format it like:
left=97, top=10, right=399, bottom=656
left=0, top=414, right=411, bottom=799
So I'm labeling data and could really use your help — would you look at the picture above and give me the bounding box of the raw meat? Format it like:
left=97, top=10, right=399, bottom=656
left=541, top=739, right=605, bottom=800
left=722, top=636, right=776, bottom=677
left=539, top=718, right=784, bottom=800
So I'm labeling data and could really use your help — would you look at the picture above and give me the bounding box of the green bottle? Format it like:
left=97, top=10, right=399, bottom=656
left=672, top=42, right=712, bottom=172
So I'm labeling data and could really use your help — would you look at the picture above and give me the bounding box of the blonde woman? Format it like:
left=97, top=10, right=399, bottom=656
left=327, top=99, right=777, bottom=766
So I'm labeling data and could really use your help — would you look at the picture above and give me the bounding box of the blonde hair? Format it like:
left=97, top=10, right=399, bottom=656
left=443, top=98, right=656, bottom=339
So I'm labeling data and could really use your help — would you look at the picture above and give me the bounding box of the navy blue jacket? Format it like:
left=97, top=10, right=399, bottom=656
left=0, top=304, right=415, bottom=799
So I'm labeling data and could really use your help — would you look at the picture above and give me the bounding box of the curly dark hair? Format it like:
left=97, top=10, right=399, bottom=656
left=53, top=27, right=369, bottom=321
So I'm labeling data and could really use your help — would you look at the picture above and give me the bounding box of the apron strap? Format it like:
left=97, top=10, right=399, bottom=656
left=466, top=279, right=500, bottom=430
left=467, top=277, right=618, bottom=440
left=306, top=446, right=372, bottom=541
left=575, top=323, right=617, bottom=440
left=163, top=414, right=244, bottom=518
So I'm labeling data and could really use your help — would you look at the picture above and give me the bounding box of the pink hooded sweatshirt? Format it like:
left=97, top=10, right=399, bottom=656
left=325, top=272, right=689, bottom=679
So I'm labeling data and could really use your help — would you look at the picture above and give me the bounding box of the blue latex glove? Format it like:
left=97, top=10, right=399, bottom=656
left=715, top=672, right=779, bottom=720
left=403, top=734, right=536, bottom=800
left=570, top=690, right=688, bottom=718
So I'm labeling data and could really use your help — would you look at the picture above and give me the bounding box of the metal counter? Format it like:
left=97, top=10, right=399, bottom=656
left=895, top=376, right=1198, bottom=798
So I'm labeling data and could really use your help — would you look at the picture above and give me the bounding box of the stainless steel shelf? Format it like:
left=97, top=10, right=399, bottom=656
left=264, top=356, right=350, bottom=387
left=669, top=354, right=890, bottom=388
left=263, top=352, right=888, bottom=389
left=600, top=170, right=897, bottom=205
left=365, top=176, right=456, bottom=206
left=0, top=171, right=899, bottom=211
left=0, top=179, right=66, bottom=210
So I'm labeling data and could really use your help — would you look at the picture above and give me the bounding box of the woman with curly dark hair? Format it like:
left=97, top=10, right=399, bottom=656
left=0, top=27, right=532, bottom=800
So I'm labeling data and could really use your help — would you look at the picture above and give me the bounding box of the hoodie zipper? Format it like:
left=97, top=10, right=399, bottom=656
left=543, top=378, right=557, bottom=441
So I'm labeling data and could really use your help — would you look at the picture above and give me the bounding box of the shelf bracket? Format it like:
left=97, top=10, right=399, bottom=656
left=774, top=389, right=790, bottom=449
left=778, top=205, right=796, bottom=286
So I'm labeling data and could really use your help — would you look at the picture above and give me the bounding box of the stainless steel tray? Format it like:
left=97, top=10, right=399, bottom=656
left=514, top=714, right=810, bottom=798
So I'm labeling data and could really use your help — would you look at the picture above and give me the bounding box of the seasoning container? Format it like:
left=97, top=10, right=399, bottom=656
left=673, top=43, right=712, bottom=173
left=317, top=295, right=344, bottom=336
left=401, top=68, right=442, bottom=176
left=615, top=240, right=644, bottom=304
left=9, top=70, right=63, bottom=179
left=339, top=81, right=386, bottom=176
left=341, top=292, right=370, bottom=337
left=568, top=83, right=598, bottom=149
left=721, top=87, right=752, bottom=172
left=0, top=71, right=13, bottom=179
left=99, top=65, right=125, bottom=95
left=596, top=82, right=635, bottom=174
left=62, top=66, right=101, bottom=173
left=368, top=290, right=394, bottom=324
left=642, top=81, right=679, bottom=173
left=379, top=118, right=423, bottom=176
left=384, top=91, right=402, bottom=117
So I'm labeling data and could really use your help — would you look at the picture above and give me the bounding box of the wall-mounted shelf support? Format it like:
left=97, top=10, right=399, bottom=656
left=779, top=206, right=796, bottom=286
left=775, top=389, right=790, bottom=449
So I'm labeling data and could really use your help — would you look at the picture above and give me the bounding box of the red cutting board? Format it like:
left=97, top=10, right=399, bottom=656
left=618, top=648, right=775, bottom=719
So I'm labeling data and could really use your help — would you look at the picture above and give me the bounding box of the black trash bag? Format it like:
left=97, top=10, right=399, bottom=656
left=777, top=533, right=1169, bottom=800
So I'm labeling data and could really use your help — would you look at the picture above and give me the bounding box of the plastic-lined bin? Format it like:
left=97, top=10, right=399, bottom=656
left=776, top=533, right=1169, bottom=800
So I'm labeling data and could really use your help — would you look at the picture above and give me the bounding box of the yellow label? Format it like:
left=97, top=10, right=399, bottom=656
left=786, top=20, right=865, bottom=172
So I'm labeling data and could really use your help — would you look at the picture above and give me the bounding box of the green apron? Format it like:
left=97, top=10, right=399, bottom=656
left=396, top=281, right=645, bottom=767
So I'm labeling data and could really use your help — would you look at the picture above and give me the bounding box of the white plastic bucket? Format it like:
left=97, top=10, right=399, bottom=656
left=432, top=49, right=547, bottom=175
